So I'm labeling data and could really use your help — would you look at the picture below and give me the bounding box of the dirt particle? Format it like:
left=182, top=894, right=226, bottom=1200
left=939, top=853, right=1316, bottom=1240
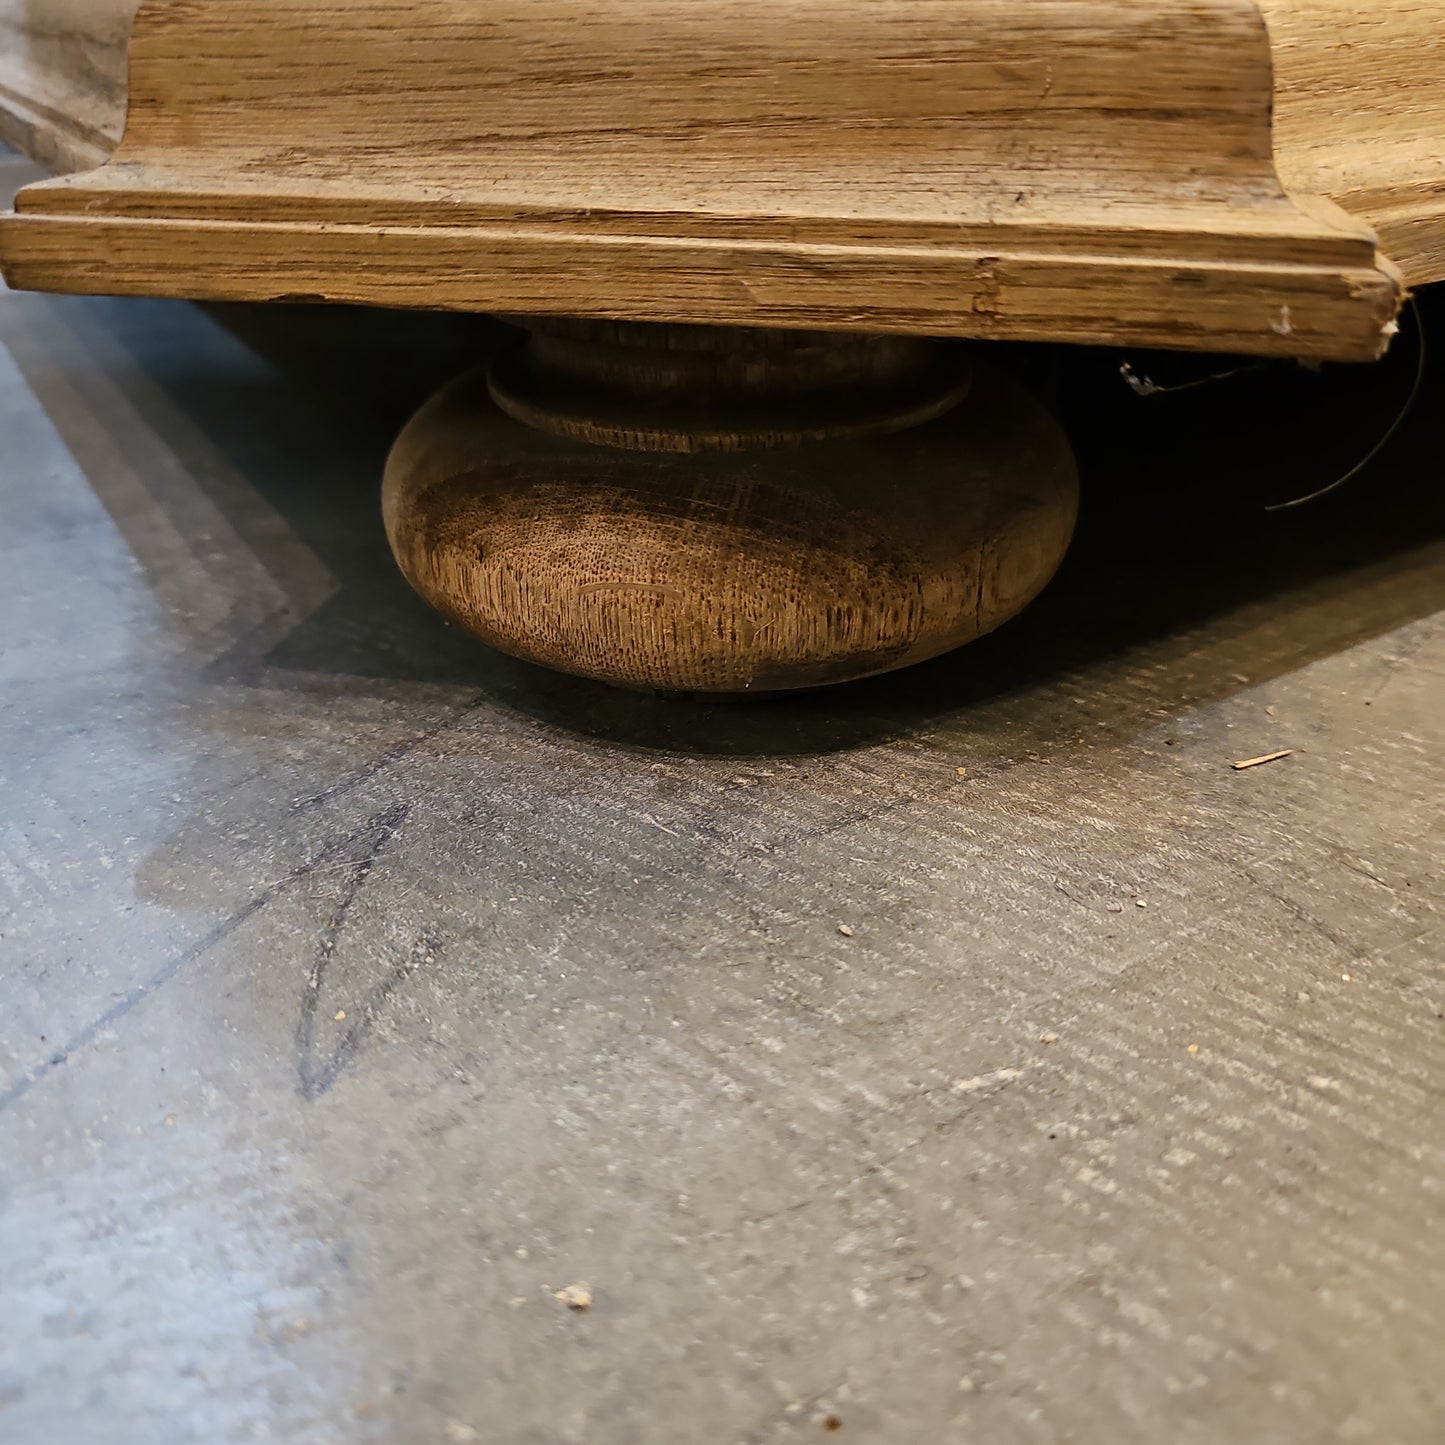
left=820, top=1416, right=843, bottom=1433
left=554, top=1282, right=592, bottom=1311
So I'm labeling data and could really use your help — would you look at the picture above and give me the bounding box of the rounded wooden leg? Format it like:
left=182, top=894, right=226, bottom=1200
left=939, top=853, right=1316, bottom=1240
left=383, top=321, right=1079, bottom=694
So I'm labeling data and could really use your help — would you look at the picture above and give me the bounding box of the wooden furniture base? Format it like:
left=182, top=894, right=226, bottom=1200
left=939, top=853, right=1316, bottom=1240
left=6, top=0, right=1445, bottom=360
left=384, top=324, right=1077, bottom=692
left=3, top=0, right=1443, bottom=691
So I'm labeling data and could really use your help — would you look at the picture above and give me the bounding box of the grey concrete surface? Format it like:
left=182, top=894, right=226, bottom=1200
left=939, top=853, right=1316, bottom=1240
left=2, top=145, right=1443, bottom=1445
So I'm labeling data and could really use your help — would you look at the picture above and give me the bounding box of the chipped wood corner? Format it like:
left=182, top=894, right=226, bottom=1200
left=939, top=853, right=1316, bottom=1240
left=1, top=0, right=1441, bottom=360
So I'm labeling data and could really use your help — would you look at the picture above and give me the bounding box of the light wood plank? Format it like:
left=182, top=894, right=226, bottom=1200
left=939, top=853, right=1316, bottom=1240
left=1, top=0, right=1441, bottom=358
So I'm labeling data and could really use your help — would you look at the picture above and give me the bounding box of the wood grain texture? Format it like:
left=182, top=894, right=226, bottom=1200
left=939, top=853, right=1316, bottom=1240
left=1, top=0, right=1436, bottom=360
left=383, top=338, right=1078, bottom=693
left=1262, top=1, right=1445, bottom=288
left=0, top=0, right=134, bottom=173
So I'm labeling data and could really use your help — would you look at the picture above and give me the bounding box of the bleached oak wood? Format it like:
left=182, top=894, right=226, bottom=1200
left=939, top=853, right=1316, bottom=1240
left=2, top=0, right=1441, bottom=360
left=1262, top=0, right=1445, bottom=288
left=0, top=0, right=133, bottom=173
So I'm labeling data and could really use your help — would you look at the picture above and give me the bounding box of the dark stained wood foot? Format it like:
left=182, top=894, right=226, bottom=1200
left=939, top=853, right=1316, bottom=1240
left=383, top=321, right=1079, bottom=693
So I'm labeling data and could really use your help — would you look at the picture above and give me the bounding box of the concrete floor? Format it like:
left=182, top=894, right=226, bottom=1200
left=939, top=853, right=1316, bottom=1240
left=2, top=145, right=1443, bottom=1444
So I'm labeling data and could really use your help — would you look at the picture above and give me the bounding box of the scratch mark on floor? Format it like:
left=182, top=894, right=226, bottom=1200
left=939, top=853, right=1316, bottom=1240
left=0, top=806, right=419, bottom=1116
left=293, top=802, right=442, bottom=1100
left=290, top=691, right=487, bottom=816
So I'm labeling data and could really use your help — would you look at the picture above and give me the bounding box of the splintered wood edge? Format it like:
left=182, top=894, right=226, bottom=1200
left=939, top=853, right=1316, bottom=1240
left=1, top=0, right=1437, bottom=358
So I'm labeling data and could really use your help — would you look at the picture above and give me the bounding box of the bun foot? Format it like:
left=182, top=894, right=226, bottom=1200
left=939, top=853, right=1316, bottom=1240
left=383, top=321, right=1078, bottom=693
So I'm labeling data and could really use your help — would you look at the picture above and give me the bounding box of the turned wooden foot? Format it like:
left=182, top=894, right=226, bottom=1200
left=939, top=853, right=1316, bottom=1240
left=382, top=322, right=1078, bottom=693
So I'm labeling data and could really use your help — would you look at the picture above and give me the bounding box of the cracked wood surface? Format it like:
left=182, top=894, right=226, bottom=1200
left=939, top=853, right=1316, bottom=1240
left=2, top=0, right=1443, bottom=358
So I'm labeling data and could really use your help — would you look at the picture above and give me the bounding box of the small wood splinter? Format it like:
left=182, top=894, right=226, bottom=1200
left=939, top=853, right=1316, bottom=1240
left=1232, top=750, right=1294, bottom=771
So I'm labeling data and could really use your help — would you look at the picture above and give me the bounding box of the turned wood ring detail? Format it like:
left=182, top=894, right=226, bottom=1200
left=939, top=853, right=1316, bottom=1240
left=486, top=319, right=975, bottom=454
